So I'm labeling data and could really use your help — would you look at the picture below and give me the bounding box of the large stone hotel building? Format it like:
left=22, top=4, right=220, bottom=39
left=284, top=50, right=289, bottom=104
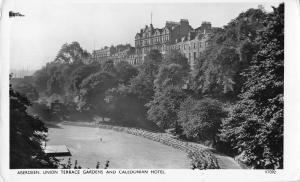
left=93, top=19, right=216, bottom=69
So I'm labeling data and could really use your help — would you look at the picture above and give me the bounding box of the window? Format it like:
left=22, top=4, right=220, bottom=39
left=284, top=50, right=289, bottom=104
left=194, top=52, right=196, bottom=60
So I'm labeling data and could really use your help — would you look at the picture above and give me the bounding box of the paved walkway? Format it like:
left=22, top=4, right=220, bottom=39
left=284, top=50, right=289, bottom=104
left=213, top=154, right=242, bottom=169
left=182, top=141, right=242, bottom=169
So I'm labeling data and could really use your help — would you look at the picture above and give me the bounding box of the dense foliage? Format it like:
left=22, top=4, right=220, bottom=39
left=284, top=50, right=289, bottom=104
left=178, top=97, right=226, bottom=144
left=191, top=8, right=266, bottom=100
left=219, top=4, right=284, bottom=169
left=78, top=71, right=117, bottom=115
left=10, top=78, right=58, bottom=168
left=147, top=85, right=187, bottom=129
left=11, top=77, right=39, bottom=101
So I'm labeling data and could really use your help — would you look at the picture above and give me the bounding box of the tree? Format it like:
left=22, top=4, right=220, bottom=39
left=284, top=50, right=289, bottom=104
left=101, top=60, right=116, bottom=73
left=46, top=69, right=65, bottom=95
left=219, top=4, right=284, bottom=169
left=102, top=50, right=163, bottom=126
left=129, top=73, right=155, bottom=104
left=139, top=49, right=163, bottom=77
left=146, top=49, right=191, bottom=129
left=10, top=78, right=58, bottom=168
left=129, top=49, right=163, bottom=103
left=78, top=71, right=117, bottom=118
left=33, top=68, right=51, bottom=93
left=178, top=97, right=225, bottom=145
left=191, top=8, right=267, bottom=100
left=54, top=41, right=91, bottom=64
left=147, top=86, right=187, bottom=129
left=164, top=50, right=190, bottom=72
left=11, top=79, right=39, bottom=101
left=115, top=61, right=138, bottom=84
left=105, top=84, right=147, bottom=123
left=69, top=63, right=101, bottom=93
left=154, top=63, right=188, bottom=90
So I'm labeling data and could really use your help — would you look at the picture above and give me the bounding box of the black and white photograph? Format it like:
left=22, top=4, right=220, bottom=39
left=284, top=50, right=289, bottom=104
left=1, top=0, right=300, bottom=181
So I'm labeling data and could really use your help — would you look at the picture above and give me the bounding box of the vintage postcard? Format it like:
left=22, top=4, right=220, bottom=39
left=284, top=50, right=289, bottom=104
left=0, top=0, right=299, bottom=181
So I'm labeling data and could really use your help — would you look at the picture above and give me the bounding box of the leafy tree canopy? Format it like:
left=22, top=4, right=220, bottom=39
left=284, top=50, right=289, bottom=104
left=55, top=41, right=91, bottom=64
left=115, top=61, right=138, bottom=84
left=191, top=8, right=267, bottom=100
left=147, top=86, right=187, bottom=129
left=219, top=4, right=284, bottom=169
left=178, top=97, right=225, bottom=143
left=10, top=79, right=58, bottom=168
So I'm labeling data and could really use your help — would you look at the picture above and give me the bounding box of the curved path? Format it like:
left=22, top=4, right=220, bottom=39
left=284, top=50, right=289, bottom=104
left=213, top=155, right=241, bottom=169
left=183, top=142, right=242, bottom=169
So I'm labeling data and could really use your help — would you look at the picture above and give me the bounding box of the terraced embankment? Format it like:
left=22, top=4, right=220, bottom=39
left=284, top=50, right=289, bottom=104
left=96, top=124, right=220, bottom=169
left=61, top=121, right=241, bottom=169
left=48, top=122, right=191, bottom=168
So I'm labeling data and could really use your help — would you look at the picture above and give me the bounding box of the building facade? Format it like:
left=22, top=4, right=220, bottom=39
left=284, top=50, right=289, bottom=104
left=92, top=45, right=139, bottom=66
left=110, top=47, right=136, bottom=64
left=92, top=20, right=215, bottom=69
left=169, top=32, right=211, bottom=69
left=135, top=19, right=192, bottom=63
left=92, top=47, right=111, bottom=63
left=134, top=20, right=214, bottom=68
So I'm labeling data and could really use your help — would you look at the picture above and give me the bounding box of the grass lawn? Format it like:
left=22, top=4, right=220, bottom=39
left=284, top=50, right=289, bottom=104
left=47, top=124, right=190, bottom=169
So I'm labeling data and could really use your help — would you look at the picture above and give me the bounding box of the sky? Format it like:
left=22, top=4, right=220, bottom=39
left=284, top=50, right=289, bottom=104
left=8, top=0, right=281, bottom=71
